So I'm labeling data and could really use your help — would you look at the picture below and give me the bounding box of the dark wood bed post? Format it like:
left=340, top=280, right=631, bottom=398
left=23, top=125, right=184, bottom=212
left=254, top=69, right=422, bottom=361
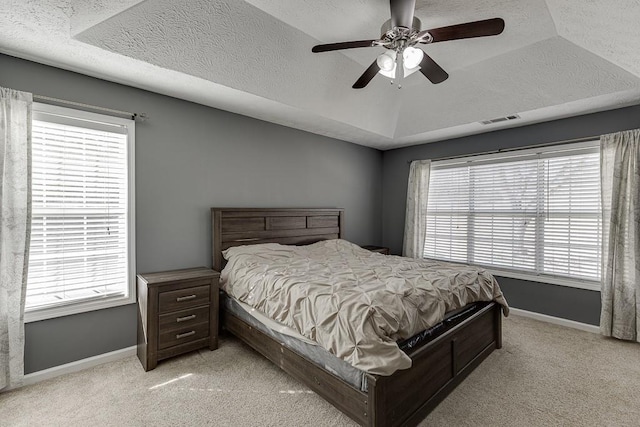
left=494, top=302, right=503, bottom=349
left=212, top=209, right=223, bottom=271
left=212, top=207, right=503, bottom=427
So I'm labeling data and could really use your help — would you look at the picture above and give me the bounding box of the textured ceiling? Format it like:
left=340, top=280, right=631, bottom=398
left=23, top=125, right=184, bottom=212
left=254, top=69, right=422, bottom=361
left=1, top=0, right=640, bottom=149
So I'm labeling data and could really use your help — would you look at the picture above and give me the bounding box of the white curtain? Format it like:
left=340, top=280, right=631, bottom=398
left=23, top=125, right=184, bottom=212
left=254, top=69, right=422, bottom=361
left=0, top=87, right=32, bottom=390
left=600, top=129, right=640, bottom=342
left=403, top=160, right=431, bottom=258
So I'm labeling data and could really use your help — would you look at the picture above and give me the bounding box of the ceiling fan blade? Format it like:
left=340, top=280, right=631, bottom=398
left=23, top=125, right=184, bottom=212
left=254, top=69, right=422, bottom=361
left=312, top=40, right=377, bottom=53
left=418, top=18, right=505, bottom=43
left=353, top=61, right=381, bottom=89
left=418, top=50, right=448, bottom=84
left=390, top=0, right=416, bottom=29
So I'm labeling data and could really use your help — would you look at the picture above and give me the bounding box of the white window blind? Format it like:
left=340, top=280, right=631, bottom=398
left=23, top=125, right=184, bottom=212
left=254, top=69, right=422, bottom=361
left=424, top=142, right=601, bottom=287
left=26, top=104, right=135, bottom=317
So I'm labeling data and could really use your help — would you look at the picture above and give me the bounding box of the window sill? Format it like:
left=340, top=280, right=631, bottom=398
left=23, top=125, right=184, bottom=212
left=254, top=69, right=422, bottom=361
left=24, top=294, right=136, bottom=323
left=487, top=268, right=601, bottom=292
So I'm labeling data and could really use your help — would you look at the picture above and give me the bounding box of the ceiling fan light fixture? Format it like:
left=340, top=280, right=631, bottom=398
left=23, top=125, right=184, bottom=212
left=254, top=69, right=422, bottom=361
left=311, top=0, right=505, bottom=89
left=402, top=47, right=423, bottom=69
left=376, top=50, right=397, bottom=72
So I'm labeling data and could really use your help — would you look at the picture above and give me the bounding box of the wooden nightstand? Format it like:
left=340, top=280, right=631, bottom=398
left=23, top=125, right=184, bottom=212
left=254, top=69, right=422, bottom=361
left=137, top=267, right=220, bottom=371
left=362, top=245, right=391, bottom=255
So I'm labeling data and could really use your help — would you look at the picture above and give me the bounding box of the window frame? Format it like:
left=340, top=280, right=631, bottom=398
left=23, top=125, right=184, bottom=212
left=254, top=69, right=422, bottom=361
left=425, top=140, right=602, bottom=292
left=25, top=103, right=136, bottom=323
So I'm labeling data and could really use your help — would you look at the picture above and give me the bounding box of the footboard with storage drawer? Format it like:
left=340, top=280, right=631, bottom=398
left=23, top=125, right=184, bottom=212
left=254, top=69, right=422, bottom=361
left=137, top=267, right=220, bottom=371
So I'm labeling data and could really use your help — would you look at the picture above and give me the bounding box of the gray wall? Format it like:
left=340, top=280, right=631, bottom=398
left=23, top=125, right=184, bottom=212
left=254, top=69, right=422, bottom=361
left=0, top=54, right=383, bottom=373
left=382, top=104, right=640, bottom=326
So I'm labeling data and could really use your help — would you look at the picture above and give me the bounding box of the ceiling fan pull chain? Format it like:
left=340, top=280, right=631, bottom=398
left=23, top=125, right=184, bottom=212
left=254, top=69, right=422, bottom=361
left=396, top=50, right=404, bottom=89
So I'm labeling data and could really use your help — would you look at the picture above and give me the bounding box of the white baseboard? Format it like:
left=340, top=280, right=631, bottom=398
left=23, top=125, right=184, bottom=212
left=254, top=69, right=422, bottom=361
left=509, top=308, right=600, bottom=334
left=19, top=345, right=137, bottom=388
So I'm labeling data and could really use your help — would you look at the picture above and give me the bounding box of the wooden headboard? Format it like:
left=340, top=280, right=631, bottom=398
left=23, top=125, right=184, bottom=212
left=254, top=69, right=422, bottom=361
left=211, top=208, right=344, bottom=271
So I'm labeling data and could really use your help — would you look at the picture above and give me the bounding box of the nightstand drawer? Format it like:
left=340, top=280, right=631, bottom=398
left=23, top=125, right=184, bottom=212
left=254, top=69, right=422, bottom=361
left=158, top=284, right=210, bottom=313
left=159, top=305, right=210, bottom=332
left=158, top=321, right=210, bottom=349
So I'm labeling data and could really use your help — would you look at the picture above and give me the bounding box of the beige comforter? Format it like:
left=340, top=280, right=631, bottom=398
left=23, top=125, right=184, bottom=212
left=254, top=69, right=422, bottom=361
left=221, top=239, right=508, bottom=375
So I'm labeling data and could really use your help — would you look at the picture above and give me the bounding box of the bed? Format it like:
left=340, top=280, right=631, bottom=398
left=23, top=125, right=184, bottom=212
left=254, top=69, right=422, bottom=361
left=212, top=207, right=505, bottom=426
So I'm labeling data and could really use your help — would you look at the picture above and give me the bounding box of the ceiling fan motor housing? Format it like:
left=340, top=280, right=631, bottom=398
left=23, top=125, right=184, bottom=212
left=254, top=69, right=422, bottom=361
left=381, top=16, right=422, bottom=34
left=379, top=17, right=432, bottom=51
left=381, top=17, right=421, bottom=39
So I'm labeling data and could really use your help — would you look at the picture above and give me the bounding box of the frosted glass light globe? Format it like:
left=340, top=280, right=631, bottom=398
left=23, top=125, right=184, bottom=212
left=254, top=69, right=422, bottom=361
left=403, top=47, right=424, bottom=69
left=376, top=51, right=397, bottom=72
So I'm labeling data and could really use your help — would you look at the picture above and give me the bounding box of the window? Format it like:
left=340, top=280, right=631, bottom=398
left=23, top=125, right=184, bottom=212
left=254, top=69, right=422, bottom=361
left=424, top=141, right=601, bottom=290
left=25, top=103, right=136, bottom=322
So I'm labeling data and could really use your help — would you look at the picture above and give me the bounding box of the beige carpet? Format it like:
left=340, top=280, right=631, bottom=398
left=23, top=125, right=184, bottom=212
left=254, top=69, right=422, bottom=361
left=1, top=315, right=639, bottom=427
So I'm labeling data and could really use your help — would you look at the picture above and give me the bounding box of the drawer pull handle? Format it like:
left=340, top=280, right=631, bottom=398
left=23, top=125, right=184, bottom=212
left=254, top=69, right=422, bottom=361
left=176, top=331, right=196, bottom=339
left=176, top=314, right=196, bottom=323
left=176, top=294, right=197, bottom=302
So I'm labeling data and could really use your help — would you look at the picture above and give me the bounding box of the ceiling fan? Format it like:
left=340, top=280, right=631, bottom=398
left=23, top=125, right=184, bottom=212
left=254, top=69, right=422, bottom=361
left=312, top=0, right=505, bottom=89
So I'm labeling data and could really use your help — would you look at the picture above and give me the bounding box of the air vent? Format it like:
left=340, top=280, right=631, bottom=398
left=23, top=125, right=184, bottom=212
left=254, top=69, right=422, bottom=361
left=480, top=114, right=520, bottom=125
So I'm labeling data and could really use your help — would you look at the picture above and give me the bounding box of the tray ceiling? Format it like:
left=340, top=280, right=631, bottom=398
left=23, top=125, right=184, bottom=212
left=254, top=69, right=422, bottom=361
left=1, top=0, right=640, bottom=149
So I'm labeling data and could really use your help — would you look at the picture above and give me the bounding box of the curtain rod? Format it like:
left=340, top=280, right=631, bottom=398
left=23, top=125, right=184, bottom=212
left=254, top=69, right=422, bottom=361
left=407, top=135, right=600, bottom=164
left=33, top=95, right=148, bottom=121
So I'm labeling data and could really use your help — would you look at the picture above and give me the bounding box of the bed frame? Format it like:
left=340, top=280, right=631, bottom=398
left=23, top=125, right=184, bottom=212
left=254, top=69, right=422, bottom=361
left=212, top=207, right=502, bottom=427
